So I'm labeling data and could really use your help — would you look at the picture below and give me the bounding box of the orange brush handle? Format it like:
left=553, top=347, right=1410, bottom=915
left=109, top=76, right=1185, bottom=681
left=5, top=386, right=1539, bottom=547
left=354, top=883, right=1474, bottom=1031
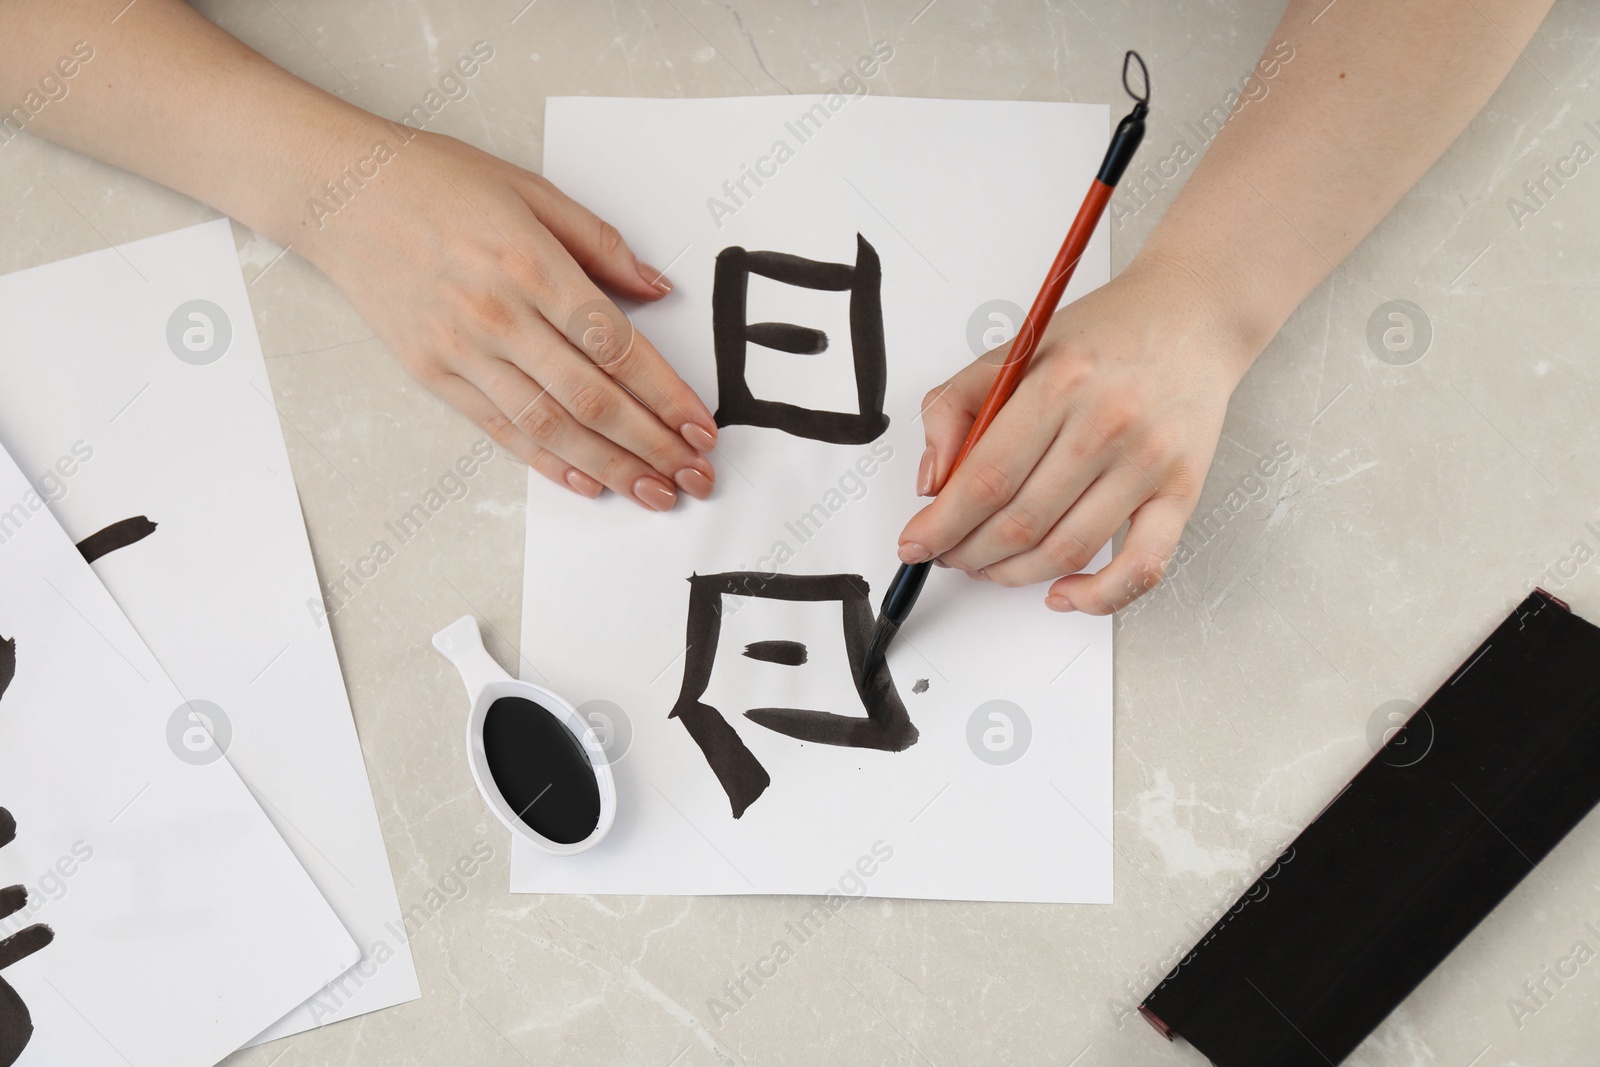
left=949, top=178, right=1114, bottom=472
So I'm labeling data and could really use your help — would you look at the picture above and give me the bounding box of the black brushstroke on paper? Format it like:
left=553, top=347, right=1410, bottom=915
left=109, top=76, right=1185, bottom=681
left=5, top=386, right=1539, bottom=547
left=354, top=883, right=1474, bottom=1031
left=745, top=322, right=829, bottom=354
left=742, top=640, right=808, bottom=666
left=0, top=806, right=52, bottom=1067
left=668, top=572, right=916, bottom=818
left=75, top=515, right=158, bottom=564
left=711, top=235, right=890, bottom=444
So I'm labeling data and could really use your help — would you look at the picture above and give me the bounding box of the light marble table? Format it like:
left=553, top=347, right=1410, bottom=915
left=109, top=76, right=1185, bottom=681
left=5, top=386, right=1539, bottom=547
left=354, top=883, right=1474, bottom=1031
left=4, top=1, right=1598, bottom=1064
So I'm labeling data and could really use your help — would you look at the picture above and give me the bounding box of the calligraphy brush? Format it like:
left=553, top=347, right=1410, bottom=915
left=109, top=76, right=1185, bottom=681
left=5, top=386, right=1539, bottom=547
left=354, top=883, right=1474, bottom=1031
left=859, top=51, right=1150, bottom=690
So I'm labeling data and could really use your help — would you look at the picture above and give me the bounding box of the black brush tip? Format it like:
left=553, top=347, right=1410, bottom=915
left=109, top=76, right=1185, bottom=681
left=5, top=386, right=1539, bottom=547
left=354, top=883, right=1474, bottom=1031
left=856, top=561, right=933, bottom=690
left=858, top=614, right=899, bottom=690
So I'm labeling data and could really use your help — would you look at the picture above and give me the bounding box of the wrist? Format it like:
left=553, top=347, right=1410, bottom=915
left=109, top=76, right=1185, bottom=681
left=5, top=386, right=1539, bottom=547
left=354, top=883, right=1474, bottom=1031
left=244, top=104, right=400, bottom=262
left=1117, top=246, right=1269, bottom=387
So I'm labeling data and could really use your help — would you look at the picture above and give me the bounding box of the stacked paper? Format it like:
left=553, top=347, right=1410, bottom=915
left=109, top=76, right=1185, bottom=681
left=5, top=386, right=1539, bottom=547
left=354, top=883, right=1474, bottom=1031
left=0, top=221, right=418, bottom=1062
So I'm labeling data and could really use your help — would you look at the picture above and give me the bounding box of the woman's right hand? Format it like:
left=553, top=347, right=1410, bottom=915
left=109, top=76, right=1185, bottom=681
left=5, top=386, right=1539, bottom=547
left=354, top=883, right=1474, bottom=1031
left=897, top=256, right=1255, bottom=614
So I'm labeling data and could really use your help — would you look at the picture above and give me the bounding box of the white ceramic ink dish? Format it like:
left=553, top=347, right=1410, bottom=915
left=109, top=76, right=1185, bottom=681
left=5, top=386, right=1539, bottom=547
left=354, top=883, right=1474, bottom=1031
left=433, top=615, right=617, bottom=855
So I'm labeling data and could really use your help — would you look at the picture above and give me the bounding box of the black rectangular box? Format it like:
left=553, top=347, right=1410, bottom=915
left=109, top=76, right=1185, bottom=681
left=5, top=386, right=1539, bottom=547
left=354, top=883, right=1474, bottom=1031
left=1140, top=590, right=1600, bottom=1065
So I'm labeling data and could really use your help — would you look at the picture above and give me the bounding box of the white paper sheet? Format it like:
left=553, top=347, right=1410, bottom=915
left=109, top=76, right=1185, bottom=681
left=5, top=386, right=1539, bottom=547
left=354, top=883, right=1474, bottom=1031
left=0, top=220, right=419, bottom=1038
left=0, top=442, right=358, bottom=1066
left=517, top=97, right=1115, bottom=903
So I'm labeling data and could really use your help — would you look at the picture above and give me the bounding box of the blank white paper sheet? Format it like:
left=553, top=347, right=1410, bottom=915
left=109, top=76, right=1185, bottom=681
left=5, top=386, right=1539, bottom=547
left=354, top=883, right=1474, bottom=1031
left=519, top=96, right=1115, bottom=903
left=0, top=219, right=419, bottom=1038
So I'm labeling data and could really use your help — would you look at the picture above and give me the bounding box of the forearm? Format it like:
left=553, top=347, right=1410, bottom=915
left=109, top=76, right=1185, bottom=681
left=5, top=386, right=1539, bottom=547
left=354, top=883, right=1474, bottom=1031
left=0, top=0, right=377, bottom=251
left=1135, top=0, right=1553, bottom=364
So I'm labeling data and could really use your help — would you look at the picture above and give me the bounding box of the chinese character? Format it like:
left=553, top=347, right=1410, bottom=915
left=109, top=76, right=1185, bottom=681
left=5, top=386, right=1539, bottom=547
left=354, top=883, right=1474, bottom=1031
left=668, top=572, right=916, bottom=818
left=712, top=234, right=889, bottom=445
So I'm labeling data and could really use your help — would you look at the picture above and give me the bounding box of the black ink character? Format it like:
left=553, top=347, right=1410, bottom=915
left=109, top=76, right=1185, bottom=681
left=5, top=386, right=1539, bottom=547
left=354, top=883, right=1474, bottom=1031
left=0, top=640, right=53, bottom=1067
left=668, top=572, right=917, bottom=818
left=712, top=235, right=889, bottom=445
left=75, top=515, right=158, bottom=565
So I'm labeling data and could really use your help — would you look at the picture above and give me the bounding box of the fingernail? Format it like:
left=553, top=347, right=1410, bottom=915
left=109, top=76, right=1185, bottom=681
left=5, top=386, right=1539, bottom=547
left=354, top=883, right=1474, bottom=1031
left=633, top=477, right=677, bottom=511
left=680, top=421, right=717, bottom=453
left=1045, top=594, right=1076, bottom=613
left=674, top=466, right=714, bottom=500
left=917, top=446, right=936, bottom=496
left=968, top=568, right=989, bottom=581
left=898, top=542, right=930, bottom=564
left=564, top=469, right=603, bottom=498
left=637, top=260, right=672, bottom=294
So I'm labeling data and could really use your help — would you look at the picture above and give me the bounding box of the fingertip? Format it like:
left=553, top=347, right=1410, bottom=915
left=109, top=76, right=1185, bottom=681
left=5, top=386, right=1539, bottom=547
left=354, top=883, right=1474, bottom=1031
left=564, top=469, right=604, bottom=498
left=633, top=259, right=674, bottom=298
left=897, top=541, right=931, bottom=565
left=680, top=421, right=718, bottom=454
left=897, top=504, right=961, bottom=567
left=1048, top=569, right=1090, bottom=607
left=929, top=449, right=955, bottom=496
left=632, top=476, right=678, bottom=512
left=917, top=445, right=936, bottom=496
left=1051, top=572, right=1121, bottom=616
left=674, top=466, right=715, bottom=500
